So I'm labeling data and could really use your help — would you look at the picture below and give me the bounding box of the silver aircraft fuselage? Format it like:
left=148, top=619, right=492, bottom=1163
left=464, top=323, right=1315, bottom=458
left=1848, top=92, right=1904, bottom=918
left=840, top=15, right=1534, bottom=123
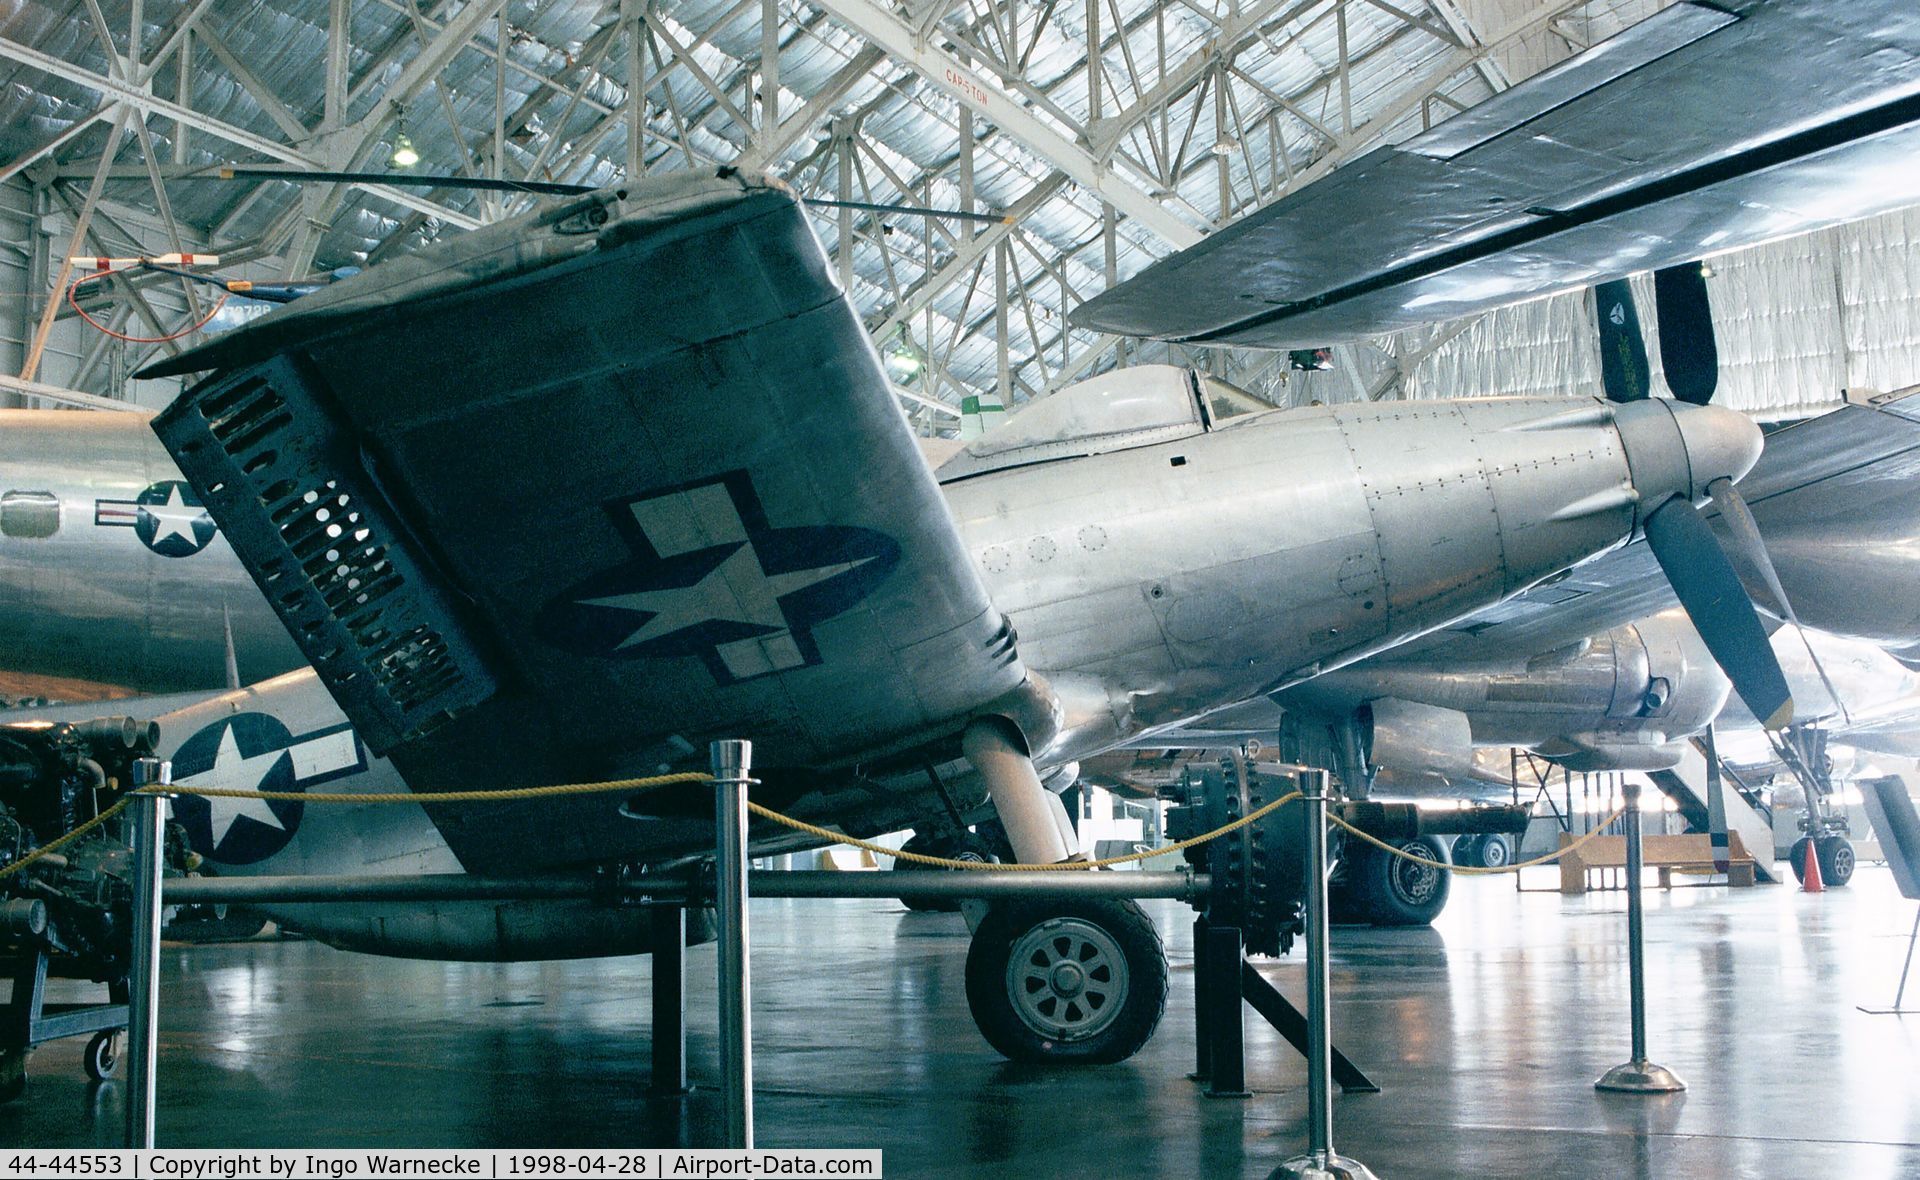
left=21, top=376, right=1763, bottom=956
left=0, top=410, right=300, bottom=693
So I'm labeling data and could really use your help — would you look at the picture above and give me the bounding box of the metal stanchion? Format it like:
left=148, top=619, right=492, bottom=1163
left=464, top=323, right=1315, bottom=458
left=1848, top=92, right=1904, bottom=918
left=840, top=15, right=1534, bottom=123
left=1272, top=769, right=1379, bottom=1180
left=1595, top=780, right=1685, bottom=1094
left=711, top=740, right=754, bottom=1149
left=125, top=759, right=171, bottom=1149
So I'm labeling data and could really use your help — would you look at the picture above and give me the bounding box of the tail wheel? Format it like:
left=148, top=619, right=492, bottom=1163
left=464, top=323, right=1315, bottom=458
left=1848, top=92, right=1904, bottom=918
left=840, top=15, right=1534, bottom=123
left=964, top=898, right=1167, bottom=1064
left=1816, top=837, right=1856, bottom=888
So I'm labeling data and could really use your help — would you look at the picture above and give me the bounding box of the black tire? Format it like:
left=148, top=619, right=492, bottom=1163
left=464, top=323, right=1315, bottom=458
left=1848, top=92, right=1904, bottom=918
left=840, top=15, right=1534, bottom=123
left=893, top=834, right=990, bottom=912
left=1788, top=836, right=1813, bottom=884
left=1451, top=835, right=1483, bottom=866
left=0, top=1051, right=25, bottom=1104
left=1353, top=836, right=1451, bottom=926
left=83, top=1031, right=120, bottom=1081
left=1816, top=837, right=1856, bottom=888
left=965, top=898, right=1167, bottom=1064
left=1477, top=834, right=1511, bottom=869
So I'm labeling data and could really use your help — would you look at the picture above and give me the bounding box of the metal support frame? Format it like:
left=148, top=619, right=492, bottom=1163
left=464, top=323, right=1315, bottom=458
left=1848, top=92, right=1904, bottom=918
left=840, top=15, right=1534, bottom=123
left=711, top=739, right=754, bottom=1150
left=1272, top=769, right=1380, bottom=1180
left=648, top=906, right=692, bottom=1097
left=1594, top=780, right=1686, bottom=1094
left=163, top=868, right=1209, bottom=906
left=1202, top=922, right=1249, bottom=1098
left=1857, top=906, right=1920, bottom=1016
left=1188, top=811, right=1376, bottom=1104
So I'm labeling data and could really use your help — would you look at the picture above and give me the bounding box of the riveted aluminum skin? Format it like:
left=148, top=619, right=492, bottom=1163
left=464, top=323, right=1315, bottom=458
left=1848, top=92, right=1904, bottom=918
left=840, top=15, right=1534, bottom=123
left=943, top=394, right=1752, bottom=765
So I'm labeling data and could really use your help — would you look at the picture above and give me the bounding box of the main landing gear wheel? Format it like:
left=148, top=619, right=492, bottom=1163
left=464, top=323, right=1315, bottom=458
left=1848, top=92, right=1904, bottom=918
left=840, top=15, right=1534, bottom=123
left=964, top=898, right=1168, bottom=1064
left=1817, top=836, right=1856, bottom=887
left=1352, top=835, right=1451, bottom=926
left=892, top=833, right=992, bottom=912
left=1474, top=834, right=1511, bottom=869
left=83, top=1031, right=120, bottom=1081
left=1788, top=836, right=1852, bottom=886
left=1789, top=837, right=1812, bottom=884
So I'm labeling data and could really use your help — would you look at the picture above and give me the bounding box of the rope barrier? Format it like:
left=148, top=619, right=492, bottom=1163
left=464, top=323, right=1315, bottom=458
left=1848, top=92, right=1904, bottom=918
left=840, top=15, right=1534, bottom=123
left=0, top=772, right=708, bottom=880
left=746, top=792, right=1304, bottom=871
left=0, top=767, right=1625, bottom=884
left=1329, top=807, right=1629, bottom=876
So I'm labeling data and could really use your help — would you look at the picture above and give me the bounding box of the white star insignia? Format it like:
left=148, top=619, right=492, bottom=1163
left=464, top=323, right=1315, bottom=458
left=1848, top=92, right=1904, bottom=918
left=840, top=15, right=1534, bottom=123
left=143, top=484, right=211, bottom=546
left=580, top=541, right=873, bottom=651
left=176, top=724, right=289, bottom=846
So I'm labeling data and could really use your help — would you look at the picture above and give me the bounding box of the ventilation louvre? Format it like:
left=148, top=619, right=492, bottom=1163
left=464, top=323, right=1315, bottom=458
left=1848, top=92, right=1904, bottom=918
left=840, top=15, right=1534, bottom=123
left=153, top=352, right=497, bottom=754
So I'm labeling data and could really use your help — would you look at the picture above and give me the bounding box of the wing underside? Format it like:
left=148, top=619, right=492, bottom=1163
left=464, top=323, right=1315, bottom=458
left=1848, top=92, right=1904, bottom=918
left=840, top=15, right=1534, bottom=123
left=1073, top=1, right=1920, bottom=348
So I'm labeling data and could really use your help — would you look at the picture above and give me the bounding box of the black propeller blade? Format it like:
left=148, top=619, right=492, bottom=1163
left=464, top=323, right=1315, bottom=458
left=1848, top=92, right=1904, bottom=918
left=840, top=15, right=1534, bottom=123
left=1594, top=260, right=1719, bottom=405
left=1595, top=278, right=1652, bottom=403
left=1643, top=495, right=1794, bottom=730
left=1708, top=476, right=1850, bottom=723
left=1654, top=262, right=1719, bottom=405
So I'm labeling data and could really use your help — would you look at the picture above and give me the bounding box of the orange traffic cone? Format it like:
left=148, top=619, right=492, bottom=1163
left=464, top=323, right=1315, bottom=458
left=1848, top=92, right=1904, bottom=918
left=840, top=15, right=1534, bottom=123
left=1801, top=839, right=1825, bottom=893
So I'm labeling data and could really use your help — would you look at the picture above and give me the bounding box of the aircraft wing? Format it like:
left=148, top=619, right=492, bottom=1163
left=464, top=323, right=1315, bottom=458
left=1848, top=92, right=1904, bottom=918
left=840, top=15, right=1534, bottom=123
left=146, top=171, right=1033, bottom=835
left=1369, top=390, right=1920, bottom=669
left=1072, top=0, right=1920, bottom=347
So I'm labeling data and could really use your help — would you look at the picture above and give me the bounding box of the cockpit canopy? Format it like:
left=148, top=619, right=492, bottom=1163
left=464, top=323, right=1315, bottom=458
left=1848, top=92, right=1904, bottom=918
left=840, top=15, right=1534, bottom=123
left=935, top=364, right=1272, bottom=481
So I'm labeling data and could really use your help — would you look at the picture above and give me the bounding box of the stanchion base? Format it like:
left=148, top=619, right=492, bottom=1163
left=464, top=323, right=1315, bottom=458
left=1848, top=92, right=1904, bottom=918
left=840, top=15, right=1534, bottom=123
left=1593, top=1059, right=1686, bottom=1093
left=1268, top=1150, right=1381, bottom=1180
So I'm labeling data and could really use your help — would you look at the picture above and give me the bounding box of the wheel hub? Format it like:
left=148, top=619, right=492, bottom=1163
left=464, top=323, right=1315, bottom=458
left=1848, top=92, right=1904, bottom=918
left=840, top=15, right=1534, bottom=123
left=1390, top=845, right=1442, bottom=905
left=1007, top=918, right=1128, bottom=1042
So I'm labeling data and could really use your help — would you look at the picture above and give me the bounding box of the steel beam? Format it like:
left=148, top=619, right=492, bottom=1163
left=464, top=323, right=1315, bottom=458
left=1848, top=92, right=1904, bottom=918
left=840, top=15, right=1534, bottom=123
left=0, top=36, right=480, bottom=230
left=810, top=0, right=1202, bottom=249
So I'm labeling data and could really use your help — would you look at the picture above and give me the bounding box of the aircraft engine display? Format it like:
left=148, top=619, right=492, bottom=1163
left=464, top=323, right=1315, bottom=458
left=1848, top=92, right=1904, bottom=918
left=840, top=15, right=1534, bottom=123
left=0, top=718, right=180, bottom=978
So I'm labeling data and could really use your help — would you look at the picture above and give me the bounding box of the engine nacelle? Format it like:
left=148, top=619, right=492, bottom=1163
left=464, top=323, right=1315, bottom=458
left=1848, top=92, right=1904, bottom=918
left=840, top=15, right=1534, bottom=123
left=1363, top=698, right=1476, bottom=788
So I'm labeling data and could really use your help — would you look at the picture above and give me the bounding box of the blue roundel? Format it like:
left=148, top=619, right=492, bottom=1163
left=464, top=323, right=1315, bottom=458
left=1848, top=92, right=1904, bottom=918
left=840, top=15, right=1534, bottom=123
left=133, top=480, right=218, bottom=558
left=170, top=713, right=303, bottom=865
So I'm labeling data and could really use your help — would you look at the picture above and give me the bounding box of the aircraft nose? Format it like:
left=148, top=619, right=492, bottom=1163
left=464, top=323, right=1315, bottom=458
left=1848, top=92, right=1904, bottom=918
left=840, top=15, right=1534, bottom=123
left=1613, top=399, right=1762, bottom=513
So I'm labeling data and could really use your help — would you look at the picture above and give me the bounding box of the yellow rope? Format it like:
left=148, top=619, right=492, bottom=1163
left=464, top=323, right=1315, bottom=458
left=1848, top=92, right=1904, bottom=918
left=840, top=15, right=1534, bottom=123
left=1328, top=807, right=1628, bottom=875
left=136, top=771, right=713, bottom=805
left=0, top=796, right=134, bottom=880
left=0, top=773, right=710, bottom=880
left=748, top=792, right=1303, bottom=870
left=0, top=760, right=1623, bottom=887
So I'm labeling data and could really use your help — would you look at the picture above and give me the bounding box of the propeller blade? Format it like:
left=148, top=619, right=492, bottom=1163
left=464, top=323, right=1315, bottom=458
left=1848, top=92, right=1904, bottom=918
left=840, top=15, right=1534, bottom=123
left=1643, top=496, right=1793, bottom=730
left=1654, top=262, right=1719, bottom=405
left=1594, top=279, right=1652, bottom=403
left=1708, top=477, right=1851, bottom=724
left=1703, top=726, right=1730, bottom=874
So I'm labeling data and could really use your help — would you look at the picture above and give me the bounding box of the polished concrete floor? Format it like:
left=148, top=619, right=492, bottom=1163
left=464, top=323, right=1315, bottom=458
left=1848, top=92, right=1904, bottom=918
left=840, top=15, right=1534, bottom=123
left=5, top=868, right=1920, bottom=1177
